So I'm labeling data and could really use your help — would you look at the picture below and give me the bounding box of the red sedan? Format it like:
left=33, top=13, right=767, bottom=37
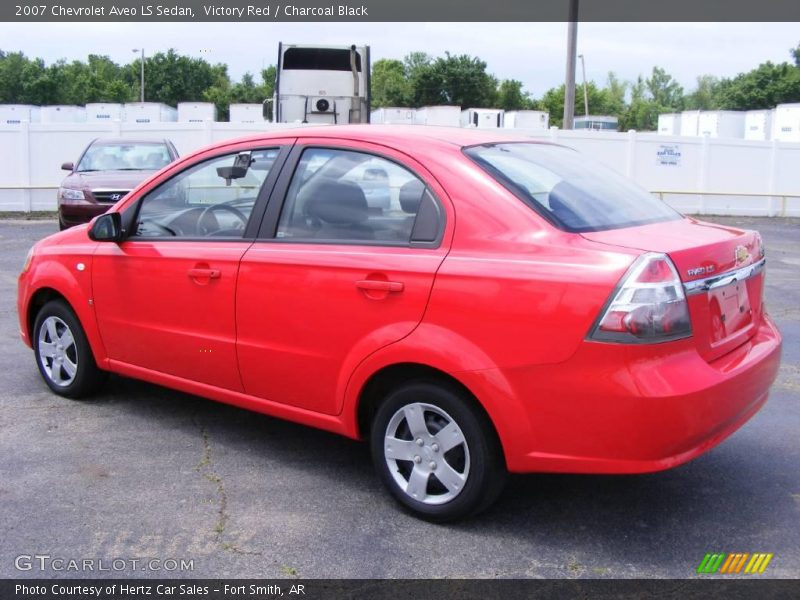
left=17, top=126, right=782, bottom=521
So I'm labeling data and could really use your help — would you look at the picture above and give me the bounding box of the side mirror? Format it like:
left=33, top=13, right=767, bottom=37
left=61, top=162, right=74, bottom=171
left=88, top=212, right=123, bottom=242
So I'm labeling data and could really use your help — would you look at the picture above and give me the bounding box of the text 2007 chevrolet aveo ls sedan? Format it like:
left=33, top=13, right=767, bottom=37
left=18, top=126, right=782, bottom=521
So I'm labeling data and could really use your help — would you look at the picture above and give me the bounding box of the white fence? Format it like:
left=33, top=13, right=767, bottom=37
left=1, top=121, right=799, bottom=216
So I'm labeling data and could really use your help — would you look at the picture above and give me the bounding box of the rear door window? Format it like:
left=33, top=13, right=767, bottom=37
left=275, top=148, right=442, bottom=245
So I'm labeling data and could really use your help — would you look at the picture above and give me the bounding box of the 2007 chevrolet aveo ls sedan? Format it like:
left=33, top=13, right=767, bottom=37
left=18, top=126, right=782, bottom=521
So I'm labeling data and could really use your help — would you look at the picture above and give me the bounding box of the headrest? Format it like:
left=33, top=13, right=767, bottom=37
left=306, top=181, right=369, bottom=225
left=399, top=179, right=425, bottom=213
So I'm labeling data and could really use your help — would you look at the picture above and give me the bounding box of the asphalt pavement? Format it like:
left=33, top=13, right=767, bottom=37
left=0, top=216, right=797, bottom=579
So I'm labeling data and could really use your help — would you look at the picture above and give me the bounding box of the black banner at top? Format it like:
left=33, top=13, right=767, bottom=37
left=2, top=0, right=800, bottom=22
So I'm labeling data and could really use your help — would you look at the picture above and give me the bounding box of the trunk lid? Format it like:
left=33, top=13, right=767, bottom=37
left=582, top=217, right=764, bottom=362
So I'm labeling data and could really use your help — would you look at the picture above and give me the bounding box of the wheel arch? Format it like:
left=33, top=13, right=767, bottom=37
left=354, top=362, right=508, bottom=468
left=24, top=278, right=108, bottom=368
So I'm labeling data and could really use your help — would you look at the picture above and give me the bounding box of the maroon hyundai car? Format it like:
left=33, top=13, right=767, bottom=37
left=58, top=138, right=179, bottom=229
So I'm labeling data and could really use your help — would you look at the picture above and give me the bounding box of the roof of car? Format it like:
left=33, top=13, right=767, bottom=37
left=230, top=124, right=547, bottom=151
left=91, top=138, right=171, bottom=145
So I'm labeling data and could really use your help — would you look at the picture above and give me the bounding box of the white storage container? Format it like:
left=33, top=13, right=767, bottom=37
left=178, top=102, right=217, bottom=123
left=657, top=113, right=682, bottom=136
left=461, top=108, right=504, bottom=129
left=698, top=111, right=745, bottom=139
left=229, top=104, right=265, bottom=123
left=0, top=104, right=40, bottom=124
left=123, top=103, right=178, bottom=123
left=744, top=110, right=773, bottom=141
left=503, top=111, right=549, bottom=129
left=370, top=107, right=416, bottom=124
left=40, top=105, right=86, bottom=123
left=85, top=103, right=124, bottom=122
left=773, top=103, right=800, bottom=143
left=413, top=106, right=461, bottom=127
left=680, top=110, right=701, bottom=136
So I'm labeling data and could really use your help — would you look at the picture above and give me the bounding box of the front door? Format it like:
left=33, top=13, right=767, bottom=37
left=92, top=146, right=287, bottom=391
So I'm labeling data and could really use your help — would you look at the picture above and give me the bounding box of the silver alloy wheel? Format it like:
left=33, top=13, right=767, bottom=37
left=383, top=402, right=471, bottom=505
left=37, top=316, right=78, bottom=387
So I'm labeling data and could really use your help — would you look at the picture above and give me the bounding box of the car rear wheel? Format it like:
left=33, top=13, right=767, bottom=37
left=33, top=300, right=106, bottom=398
left=371, top=381, right=506, bottom=522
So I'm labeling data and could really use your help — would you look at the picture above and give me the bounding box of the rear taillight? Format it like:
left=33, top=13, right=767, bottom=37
left=589, top=252, right=691, bottom=343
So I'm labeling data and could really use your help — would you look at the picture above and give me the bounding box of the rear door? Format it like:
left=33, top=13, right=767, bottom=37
left=236, top=140, right=452, bottom=415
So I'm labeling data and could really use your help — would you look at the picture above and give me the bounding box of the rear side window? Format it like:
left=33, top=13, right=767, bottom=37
left=465, top=143, right=680, bottom=233
left=276, top=148, right=442, bottom=245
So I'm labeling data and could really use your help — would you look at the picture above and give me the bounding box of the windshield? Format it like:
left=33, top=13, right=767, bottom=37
left=77, top=143, right=171, bottom=172
left=464, top=143, right=681, bottom=233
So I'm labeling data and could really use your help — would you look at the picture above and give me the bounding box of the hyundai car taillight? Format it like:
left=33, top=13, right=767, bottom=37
left=589, top=252, right=691, bottom=343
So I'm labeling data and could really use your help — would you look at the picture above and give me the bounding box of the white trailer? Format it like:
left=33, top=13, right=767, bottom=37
left=40, top=105, right=86, bottom=123
left=744, top=110, right=773, bottom=141
left=772, top=103, right=800, bottom=143
left=273, top=43, right=370, bottom=124
left=178, top=102, right=218, bottom=122
left=413, top=106, right=461, bottom=127
left=0, top=104, right=40, bottom=124
left=698, top=111, right=745, bottom=138
left=85, top=103, right=124, bottom=122
left=503, top=110, right=549, bottom=130
left=123, top=103, right=178, bottom=123
left=680, top=110, right=701, bottom=136
left=574, top=115, right=618, bottom=131
left=461, top=108, right=504, bottom=129
left=371, top=107, right=416, bottom=124
left=229, top=104, right=265, bottom=123
left=657, top=113, right=682, bottom=136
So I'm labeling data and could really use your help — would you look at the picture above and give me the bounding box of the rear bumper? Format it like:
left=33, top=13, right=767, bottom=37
left=464, top=314, right=782, bottom=474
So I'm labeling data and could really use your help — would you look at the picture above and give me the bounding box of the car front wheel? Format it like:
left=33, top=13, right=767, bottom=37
left=371, top=381, right=506, bottom=522
left=33, top=300, right=106, bottom=398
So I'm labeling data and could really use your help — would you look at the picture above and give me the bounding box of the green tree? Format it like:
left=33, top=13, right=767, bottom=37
left=684, top=75, right=719, bottom=110
left=618, top=76, right=661, bottom=131
left=371, top=59, right=411, bottom=107
left=496, top=79, right=531, bottom=111
left=426, top=52, right=498, bottom=108
left=713, top=61, right=800, bottom=110
left=645, top=66, right=684, bottom=111
left=603, top=71, right=627, bottom=116
left=538, top=81, right=611, bottom=127
left=129, top=48, right=222, bottom=105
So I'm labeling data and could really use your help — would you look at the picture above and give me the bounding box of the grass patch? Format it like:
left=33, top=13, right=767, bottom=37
left=0, top=211, right=57, bottom=220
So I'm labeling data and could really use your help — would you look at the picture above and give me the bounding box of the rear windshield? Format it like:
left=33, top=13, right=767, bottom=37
left=464, top=143, right=680, bottom=233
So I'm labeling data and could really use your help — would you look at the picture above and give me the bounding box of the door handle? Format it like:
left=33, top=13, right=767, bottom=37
left=187, top=268, right=221, bottom=279
left=355, top=280, right=404, bottom=292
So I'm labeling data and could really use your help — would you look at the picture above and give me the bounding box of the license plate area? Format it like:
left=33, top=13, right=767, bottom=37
left=708, top=281, right=752, bottom=344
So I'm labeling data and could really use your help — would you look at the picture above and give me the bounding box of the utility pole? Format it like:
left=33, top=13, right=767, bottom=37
left=132, top=48, right=145, bottom=102
left=578, top=54, right=589, bottom=117
left=563, top=0, right=579, bottom=129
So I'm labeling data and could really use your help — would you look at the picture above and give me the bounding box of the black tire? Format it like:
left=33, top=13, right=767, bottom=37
left=32, top=300, right=107, bottom=399
left=371, top=380, right=507, bottom=522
